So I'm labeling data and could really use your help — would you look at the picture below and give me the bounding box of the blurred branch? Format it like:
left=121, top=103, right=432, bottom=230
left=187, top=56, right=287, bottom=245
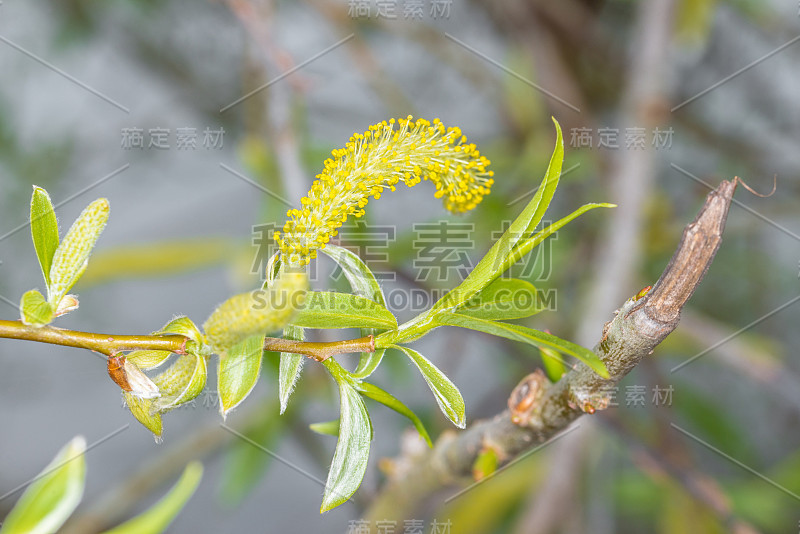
left=363, top=179, right=737, bottom=523
left=511, top=423, right=591, bottom=534
left=679, top=309, right=800, bottom=417
left=225, top=0, right=310, bottom=203
left=305, top=0, right=416, bottom=116
left=600, top=414, right=762, bottom=534
left=576, top=0, right=676, bottom=344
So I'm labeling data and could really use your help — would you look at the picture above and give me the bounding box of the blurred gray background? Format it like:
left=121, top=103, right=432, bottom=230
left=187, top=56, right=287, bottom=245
left=1, top=0, right=799, bottom=532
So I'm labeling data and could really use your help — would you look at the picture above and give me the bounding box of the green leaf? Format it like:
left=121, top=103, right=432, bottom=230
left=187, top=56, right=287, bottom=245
left=0, top=436, right=86, bottom=534
left=19, top=289, right=54, bottom=327
left=319, top=244, right=387, bottom=305
left=154, top=316, right=204, bottom=345
left=356, top=381, right=432, bottom=447
left=48, top=198, right=109, bottom=306
left=352, top=348, right=385, bottom=380
left=457, top=278, right=542, bottom=320
left=439, top=314, right=609, bottom=379
left=278, top=325, right=305, bottom=414
left=320, top=244, right=388, bottom=378
left=500, top=203, right=616, bottom=275
left=539, top=345, right=568, bottom=382
left=102, top=462, right=203, bottom=534
left=292, top=291, right=397, bottom=330
left=126, top=350, right=172, bottom=371
left=152, top=353, right=207, bottom=413
left=320, top=381, right=371, bottom=513
left=392, top=345, right=466, bottom=428
left=123, top=393, right=162, bottom=438
left=30, top=186, right=59, bottom=288
left=472, top=447, right=499, bottom=481
left=433, top=118, right=564, bottom=311
left=218, top=335, right=263, bottom=417
left=309, top=420, right=340, bottom=437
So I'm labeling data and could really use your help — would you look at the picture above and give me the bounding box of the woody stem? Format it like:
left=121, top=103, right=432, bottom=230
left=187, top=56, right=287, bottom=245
left=0, top=319, right=375, bottom=361
left=0, top=320, right=188, bottom=357
left=262, top=335, right=375, bottom=362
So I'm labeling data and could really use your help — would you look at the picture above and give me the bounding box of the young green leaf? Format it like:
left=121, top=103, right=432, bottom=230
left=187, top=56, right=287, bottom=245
left=292, top=292, right=397, bottom=330
left=29, top=186, right=59, bottom=288
left=154, top=316, right=204, bottom=345
left=319, top=244, right=387, bottom=305
left=48, top=198, right=109, bottom=307
left=152, top=353, right=207, bottom=413
left=518, top=117, right=565, bottom=236
left=439, top=314, right=609, bottom=379
left=457, top=278, right=542, bottom=321
left=352, top=348, right=385, bottom=380
left=320, top=381, right=371, bottom=513
left=356, top=381, right=433, bottom=447
left=432, top=118, right=564, bottom=311
left=500, top=203, right=616, bottom=275
left=309, top=420, right=340, bottom=437
left=0, top=436, right=86, bottom=534
left=52, top=295, right=79, bottom=318
left=102, top=462, right=203, bottom=534
left=539, top=345, right=568, bottom=382
left=218, top=335, right=264, bottom=417
left=392, top=345, right=466, bottom=428
left=472, top=447, right=499, bottom=481
left=278, top=325, right=305, bottom=414
left=19, top=289, right=54, bottom=327
left=124, top=393, right=163, bottom=439
left=126, top=350, right=172, bottom=371
left=320, top=244, right=388, bottom=378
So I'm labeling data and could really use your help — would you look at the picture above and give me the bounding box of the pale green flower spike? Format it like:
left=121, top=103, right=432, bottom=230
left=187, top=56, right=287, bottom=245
left=48, top=198, right=109, bottom=307
left=203, top=270, right=309, bottom=352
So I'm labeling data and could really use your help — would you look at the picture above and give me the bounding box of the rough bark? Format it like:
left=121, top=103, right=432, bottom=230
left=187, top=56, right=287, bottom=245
left=363, top=179, right=737, bottom=522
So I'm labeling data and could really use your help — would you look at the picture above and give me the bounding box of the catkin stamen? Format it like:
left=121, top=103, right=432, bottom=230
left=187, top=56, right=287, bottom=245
left=275, top=116, right=494, bottom=266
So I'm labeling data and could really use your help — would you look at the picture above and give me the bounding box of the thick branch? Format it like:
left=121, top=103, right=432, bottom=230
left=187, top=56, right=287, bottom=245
left=0, top=320, right=187, bottom=356
left=364, top=179, right=737, bottom=522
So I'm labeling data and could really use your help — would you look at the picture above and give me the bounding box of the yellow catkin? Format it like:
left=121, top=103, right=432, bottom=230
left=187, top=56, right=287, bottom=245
left=275, top=116, right=493, bottom=266
left=203, top=271, right=309, bottom=351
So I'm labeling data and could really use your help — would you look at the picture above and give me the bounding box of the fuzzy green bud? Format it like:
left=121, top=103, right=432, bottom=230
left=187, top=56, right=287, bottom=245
left=203, top=270, right=309, bottom=352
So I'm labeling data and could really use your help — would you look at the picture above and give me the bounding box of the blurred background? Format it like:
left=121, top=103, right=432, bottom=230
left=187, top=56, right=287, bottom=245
left=0, top=0, right=798, bottom=532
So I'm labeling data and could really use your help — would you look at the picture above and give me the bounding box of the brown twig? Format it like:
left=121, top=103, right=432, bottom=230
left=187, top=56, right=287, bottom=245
left=362, top=179, right=737, bottom=522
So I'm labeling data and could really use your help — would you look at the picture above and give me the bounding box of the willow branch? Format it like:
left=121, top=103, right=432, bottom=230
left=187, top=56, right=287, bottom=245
left=363, top=178, right=737, bottom=522
left=0, top=317, right=376, bottom=363
left=262, top=335, right=374, bottom=362
left=0, top=320, right=188, bottom=356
